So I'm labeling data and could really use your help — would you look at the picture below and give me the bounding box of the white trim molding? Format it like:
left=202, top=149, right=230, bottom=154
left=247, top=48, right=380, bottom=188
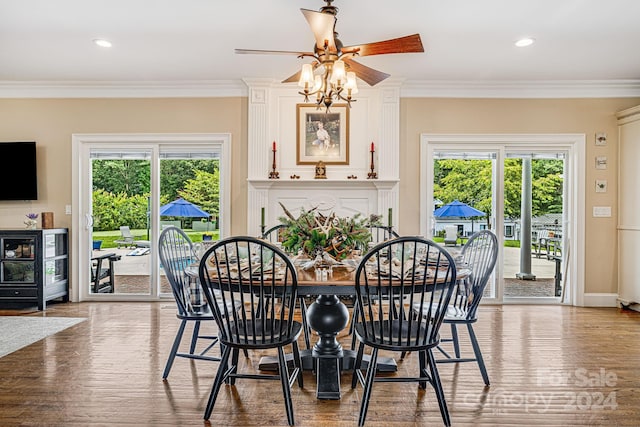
left=0, top=80, right=247, bottom=98
left=2, top=79, right=640, bottom=99
left=402, top=79, right=640, bottom=98
left=584, top=293, right=620, bottom=307
left=420, top=133, right=586, bottom=307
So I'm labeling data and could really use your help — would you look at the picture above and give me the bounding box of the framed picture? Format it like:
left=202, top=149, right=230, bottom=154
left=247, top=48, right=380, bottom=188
left=296, top=104, right=349, bottom=165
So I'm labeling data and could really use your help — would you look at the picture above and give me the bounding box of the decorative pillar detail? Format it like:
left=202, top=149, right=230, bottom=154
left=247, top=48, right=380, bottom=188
left=379, top=86, right=400, bottom=180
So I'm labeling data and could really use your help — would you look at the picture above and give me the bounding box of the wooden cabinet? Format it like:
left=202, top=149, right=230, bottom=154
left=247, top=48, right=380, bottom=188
left=0, top=228, right=69, bottom=310
left=617, top=105, right=640, bottom=311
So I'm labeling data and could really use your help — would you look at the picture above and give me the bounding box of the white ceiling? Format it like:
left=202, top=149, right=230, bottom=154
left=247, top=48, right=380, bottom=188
left=1, top=0, right=640, bottom=96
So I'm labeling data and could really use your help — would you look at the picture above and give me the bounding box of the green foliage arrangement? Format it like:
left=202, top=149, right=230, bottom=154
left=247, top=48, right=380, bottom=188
left=277, top=203, right=378, bottom=260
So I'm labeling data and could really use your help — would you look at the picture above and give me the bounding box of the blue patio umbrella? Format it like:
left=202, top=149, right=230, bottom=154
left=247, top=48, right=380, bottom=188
left=160, top=198, right=210, bottom=218
left=434, top=200, right=485, bottom=236
left=433, top=200, right=485, bottom=218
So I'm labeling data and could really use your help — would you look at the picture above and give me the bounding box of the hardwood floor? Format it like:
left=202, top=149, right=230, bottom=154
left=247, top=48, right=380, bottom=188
left=1, top=302, right=638, bottom=426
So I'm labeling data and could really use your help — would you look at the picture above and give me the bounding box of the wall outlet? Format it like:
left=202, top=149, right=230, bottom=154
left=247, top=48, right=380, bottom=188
left=65, top=205, right=72, bottom=215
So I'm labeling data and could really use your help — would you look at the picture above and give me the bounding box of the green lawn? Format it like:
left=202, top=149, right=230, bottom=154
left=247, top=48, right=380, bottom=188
left=92, top=229, right=220, bottom=248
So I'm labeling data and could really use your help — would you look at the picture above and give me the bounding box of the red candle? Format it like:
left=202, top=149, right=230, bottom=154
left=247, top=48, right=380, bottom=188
left=272, top=141, right=276, bottom=151
left=370, top=142, right=375, bottom=152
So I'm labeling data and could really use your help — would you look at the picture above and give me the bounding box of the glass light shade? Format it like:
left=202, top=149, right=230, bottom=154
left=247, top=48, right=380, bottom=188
left=312, top=75, right=323, bottom=92
left=329, top=60, right=346, bottom=86
left=298, top=63, right=315, bottom=88
left=344, top=71, right=359, bottom=95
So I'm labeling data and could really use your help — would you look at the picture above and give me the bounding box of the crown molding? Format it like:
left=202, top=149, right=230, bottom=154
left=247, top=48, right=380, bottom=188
left=1, top=79, right=639, bottom=99
left=401, top=79, right=640, bottom=98
left=0, top=80, right=248, bottom=98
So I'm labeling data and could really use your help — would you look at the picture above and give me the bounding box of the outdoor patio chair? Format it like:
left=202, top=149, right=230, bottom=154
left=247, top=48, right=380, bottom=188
left=115, top=226, right=150, bottom=248
left=90, top=252, right=121, bottom=293
left=444, top=225, right=459, bottom=246
left=351, top=236, right=458, bottom=426
left=415, top=230, right=498, bottom=386
left=198, top=236, right=303, bottom=426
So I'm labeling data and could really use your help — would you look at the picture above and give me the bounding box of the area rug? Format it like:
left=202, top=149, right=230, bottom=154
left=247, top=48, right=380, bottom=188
left=0, top=317, right=86, bottom=358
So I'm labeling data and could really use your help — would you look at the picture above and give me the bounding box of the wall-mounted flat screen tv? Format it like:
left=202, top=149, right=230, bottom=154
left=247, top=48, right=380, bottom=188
left=0, top=141, right=38, bottom=200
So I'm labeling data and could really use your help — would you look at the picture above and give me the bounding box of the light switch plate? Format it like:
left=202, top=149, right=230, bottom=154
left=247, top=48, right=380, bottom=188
left=595, top=156, right=607, bottom=170
left=593, top=206, right=612, bottom=217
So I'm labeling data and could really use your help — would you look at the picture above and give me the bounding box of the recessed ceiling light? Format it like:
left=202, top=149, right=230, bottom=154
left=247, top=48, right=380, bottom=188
left=93, top=39, right=112, bottom=48
left=515, top=38, right=535, bottom=47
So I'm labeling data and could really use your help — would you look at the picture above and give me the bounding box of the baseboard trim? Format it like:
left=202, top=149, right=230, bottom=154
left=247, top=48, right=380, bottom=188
left=582, top=293, right=619, bottom=307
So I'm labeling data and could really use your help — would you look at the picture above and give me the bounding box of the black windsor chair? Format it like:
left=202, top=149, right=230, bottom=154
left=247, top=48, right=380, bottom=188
left=198, top=236, right=304, bottom=426
left=261, top=224, right=313, bottom=349
left=348, top=224, right=400, bottom=350
left=416, top=229, right=498, bottom=386
left=158, top=226, right=227, bottom=379
left=351, top=236, right=458, bottom=426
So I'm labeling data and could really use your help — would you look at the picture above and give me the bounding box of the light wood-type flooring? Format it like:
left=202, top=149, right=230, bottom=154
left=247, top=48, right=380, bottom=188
left=0, top=302, right=638, bottom=426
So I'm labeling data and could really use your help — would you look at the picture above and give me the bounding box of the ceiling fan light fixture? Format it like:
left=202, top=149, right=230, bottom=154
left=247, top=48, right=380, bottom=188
left=344, top=71, right=358, bottom=95
left=298, top=63, right=315, bottom=88
left=329, top=60, right=346, bottom=86
left=313, top=75, right=323, bottom=92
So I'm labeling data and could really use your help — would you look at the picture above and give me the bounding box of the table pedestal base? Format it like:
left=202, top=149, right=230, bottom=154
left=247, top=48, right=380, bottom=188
left=257, top=293, right=397, bottom=400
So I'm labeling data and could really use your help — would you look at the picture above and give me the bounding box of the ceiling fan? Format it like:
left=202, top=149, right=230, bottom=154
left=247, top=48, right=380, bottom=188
left=235, top=0, right=424, bottom=111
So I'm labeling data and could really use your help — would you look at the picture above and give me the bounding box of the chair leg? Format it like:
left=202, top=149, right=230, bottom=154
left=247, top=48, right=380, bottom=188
left=204, top=344, right=232, bottom=420
left=190, top=321, right=201, bottom=354
left=426, top=349, right=451, bottom=427
left=467, top=323, right=490, bottom=386
left=450, top=323, right=460, bottom=359
left=351, top=341, right=365, bottom=389
left=162, top=320, right=187, bottom=379
left=277, top=347, right=295, bottom=426
left=358, top=347, right=378, bottom=427
left=228, top=348, right=240, bottom=385
left=292, top=341, right=304, bottom=388
left=349, top=304, right=359, bottom=351
left=299, top=297, right=311, bottom=349
left=418, top=350, right=427, bottom=390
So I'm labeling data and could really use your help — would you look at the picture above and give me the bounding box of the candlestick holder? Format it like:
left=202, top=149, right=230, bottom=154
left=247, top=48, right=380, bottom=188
left=269, top=146, right=280, bottom=179
left=367, top=148, right=377, bottom=179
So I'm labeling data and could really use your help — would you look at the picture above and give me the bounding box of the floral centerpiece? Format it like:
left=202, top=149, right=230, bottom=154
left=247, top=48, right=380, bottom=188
left=277, top=202, right=380, bottom=260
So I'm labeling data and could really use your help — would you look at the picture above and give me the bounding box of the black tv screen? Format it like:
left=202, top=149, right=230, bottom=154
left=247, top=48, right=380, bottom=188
left=0, top=142, right=38, bottom=200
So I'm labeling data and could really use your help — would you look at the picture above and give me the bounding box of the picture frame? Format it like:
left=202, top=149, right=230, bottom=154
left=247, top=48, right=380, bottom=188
left=296, top=103, right=349, bottom=165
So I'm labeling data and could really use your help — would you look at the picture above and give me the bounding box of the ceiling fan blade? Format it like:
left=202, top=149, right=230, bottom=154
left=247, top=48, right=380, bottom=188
left=343, top=58, right=390, bottom=86
left=235, top=48, right=313, bottom=56
left=282, top=61, right=320, bottom=84
left=301, top=8, right=336, bottom=52
left=343, top=34, right=424, bottom=57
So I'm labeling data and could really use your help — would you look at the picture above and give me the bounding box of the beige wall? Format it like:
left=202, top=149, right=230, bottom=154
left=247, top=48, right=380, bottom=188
left=0, top=97, right=248, bottom=234
left=400, top=97, right=640, bottom=295
left=1, top=96, right=639, bottom=297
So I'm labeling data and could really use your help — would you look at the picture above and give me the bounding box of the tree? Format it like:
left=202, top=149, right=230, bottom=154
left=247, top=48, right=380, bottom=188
left=92, top=160, right=150, bottom=196
left=160, top=159, right=218, bottom=201
left=179, top=169, right=220, bottom=217
left=433, top=158, right=564, bottom=220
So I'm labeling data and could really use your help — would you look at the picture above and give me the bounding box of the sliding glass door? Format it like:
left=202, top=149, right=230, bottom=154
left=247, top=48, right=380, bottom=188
left=73, top=134, right=230, bottom=302
left=421, top=134, right=583, bottom=304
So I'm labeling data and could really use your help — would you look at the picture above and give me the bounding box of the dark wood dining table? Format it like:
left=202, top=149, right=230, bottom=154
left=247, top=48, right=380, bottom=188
left=187, top=257, right=469, bottom=401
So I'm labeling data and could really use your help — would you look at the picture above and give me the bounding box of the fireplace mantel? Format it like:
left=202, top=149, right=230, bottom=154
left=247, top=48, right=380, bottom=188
left=245, top=80, right=401, bottom=235
left=248, top=179, right=398, bottom=190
